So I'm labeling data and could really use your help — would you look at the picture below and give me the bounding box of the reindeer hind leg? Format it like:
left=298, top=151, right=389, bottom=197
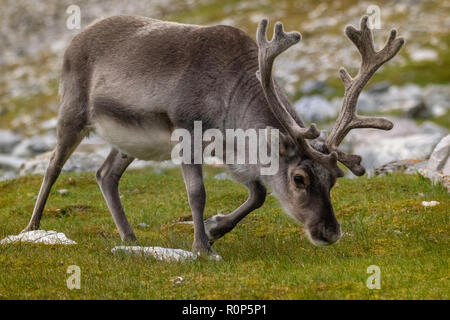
left=96, top=148, right=136, bottom=242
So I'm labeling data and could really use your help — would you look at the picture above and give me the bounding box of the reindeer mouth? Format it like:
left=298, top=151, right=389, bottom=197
left=305, top=224, right=342, bottom=247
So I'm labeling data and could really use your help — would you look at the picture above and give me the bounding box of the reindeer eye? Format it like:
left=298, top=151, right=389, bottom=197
left=293, top=175, right=305, bottom=187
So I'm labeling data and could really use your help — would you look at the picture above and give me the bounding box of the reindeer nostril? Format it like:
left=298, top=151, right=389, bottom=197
left=315, top=224, right=341, bottom=245
left=307, top=223, right=341, bottom=246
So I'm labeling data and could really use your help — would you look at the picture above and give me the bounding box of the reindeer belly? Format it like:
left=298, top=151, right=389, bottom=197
left=93, top=116, right=174, bottom=161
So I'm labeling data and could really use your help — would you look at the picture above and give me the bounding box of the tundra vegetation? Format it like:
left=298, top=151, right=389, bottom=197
left=0, top=0, right=449, bottom=299
left=0, top=168, right=448, bottom=299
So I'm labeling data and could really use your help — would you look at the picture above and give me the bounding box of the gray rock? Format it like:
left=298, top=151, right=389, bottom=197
left=40, top=117, right=58, bottom=131
left=356, top=92, right=378, bottom=113
left=294, top=95, right=337, bottom=122
left=20, top=151, right=105, bottom=176
left=354, top=133, right=443, bottom=171
left=423, top=84, right=450, bottom=117
left=406, top=99, right=432, bottom=118
left=345, top=118, right=448, bottom=171
left=0, top=130, right=21, bottom=153
left=213, top=172, right=228, bottom=180
left=374, top=84, right=424, bottom=113
left=374, top=159, right=427, bottom=176
left=0, top=170, right=18, bottom=181
left=300, top=80, right=328, bottom=94
left=0, top=154, right=26, bottom=170
left=12, top=134, right=56, bottom=157
left=420, top=134, right=450, bottom=191
left=368, top=81, right=391, bottom=94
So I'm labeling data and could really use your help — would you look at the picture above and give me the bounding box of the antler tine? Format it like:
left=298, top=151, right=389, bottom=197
left=256, top=19, right=320, bottom=138
left=326, top=15, right=405, bottom=176
left=257, top=19, right=345, bottom=175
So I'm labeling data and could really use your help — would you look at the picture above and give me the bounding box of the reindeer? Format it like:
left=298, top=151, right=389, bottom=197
left=22, top=15, right=404, bottom=258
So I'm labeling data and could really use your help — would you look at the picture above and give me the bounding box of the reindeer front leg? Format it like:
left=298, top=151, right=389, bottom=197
left=204, top=180, right=266, bottom=243
left=181, top=163, right=221, bottom=259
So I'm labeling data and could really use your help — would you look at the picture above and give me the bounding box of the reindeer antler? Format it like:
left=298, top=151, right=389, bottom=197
left=256, top=19, right=344, bottom=177
left=326, top=16, right=405, bottom=175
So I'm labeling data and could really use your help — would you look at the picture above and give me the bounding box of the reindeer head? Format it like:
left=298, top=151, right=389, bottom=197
left=257, top=16, right=404, bottom=246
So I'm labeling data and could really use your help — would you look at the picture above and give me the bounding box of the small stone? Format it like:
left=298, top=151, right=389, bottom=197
left=421, top=201, right=440, bottom=207
left=428, top=236, right=437, bottom=243
left=138, top=222, right=149, bottom=228
left=111, top=246, right=198, bottom=262
left=214, top=172, right=228, bottom=180
left=57, top=189, right=69, bottom=195
left=171, top=276, right=184, bottom=285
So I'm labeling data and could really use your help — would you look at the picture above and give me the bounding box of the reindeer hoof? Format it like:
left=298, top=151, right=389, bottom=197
left=121, top=234, right=137, bottom=243
left=21, top=225, right=38, bottom=234
left=192, top=240, right=222, bottom=261
left=204, top=214, right=229, bottom=244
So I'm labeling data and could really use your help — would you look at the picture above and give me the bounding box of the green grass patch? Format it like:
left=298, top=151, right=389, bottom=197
left=0, top=168, right=448, bottom=299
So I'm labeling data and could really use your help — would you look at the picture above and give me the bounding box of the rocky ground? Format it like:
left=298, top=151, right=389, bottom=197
left=0, top=0, right=449, bottom=190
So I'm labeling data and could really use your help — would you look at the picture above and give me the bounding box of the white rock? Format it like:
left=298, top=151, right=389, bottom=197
left=0, top=230, right=76, bottom=245
left=410, top=48, right=438, bottom=62
left=0, top=154, right=26, bottom=170
left=354, top=133, right=443, bottom=170
left=57, top=189, right=69, bottom=195
left=171, top=276, right=184, bottom=285
left=294, top=95, right=337, bottom=122
left=213, top=172, right=228, bottom=180
left=12, top=134, right=56, bottom=157
left=421, top=201, right=440, bottom=207
left=420, top=134, right=450, bottom=190
left=20, top=151, right=106, bottom=175
left=138, top=222, right=149, bottom=228
left=40, top=117, right=58, bottom=131
left=0, top=170, right=18, bottom=181
left=111, top=246, right=197, bottom=262
left=346, top=118, right=448, bottom=170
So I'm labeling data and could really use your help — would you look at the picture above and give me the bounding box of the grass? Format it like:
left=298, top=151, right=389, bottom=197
left=0, top=168, right=448, bottom=299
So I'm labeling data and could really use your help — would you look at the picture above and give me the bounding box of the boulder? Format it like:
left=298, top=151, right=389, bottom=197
left=405, top=99, right=432, bottom=118
left=423, top=84, right=450, bottom=117
left=0, top=154, right=26, bottom=170
left=300, top=80, right=328, bottom=94
left=0, top=170, right=18, bottom=181
left=374, top=159, right=427, bottom=176
left=345, top=118, right=448, bottom=171
left=294, top=95, right=338, bottom=122
left=20, top=151, right=105, bottom=176
left=420, top=134, right=450, bottom=191
left=12, top=134, right=56, bottom=157
left=368, top=81, right=391, bottom=94
left=0, top=130, right=21, bottom=153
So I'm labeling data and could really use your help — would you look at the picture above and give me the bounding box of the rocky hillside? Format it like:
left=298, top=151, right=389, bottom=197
left=0, top=0, right=449, bottom=184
